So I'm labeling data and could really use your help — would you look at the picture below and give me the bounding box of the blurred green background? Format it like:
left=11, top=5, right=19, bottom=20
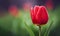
left=0, top=0, right=60, bottom=36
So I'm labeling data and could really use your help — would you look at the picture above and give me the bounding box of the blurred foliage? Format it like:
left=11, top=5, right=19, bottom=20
left=0, top=6, right=60, bottom=36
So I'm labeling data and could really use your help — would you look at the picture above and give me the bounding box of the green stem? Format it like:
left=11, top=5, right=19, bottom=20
left=39, top=26, right=41, bottom=36
left=24, top=22, right=35, bottom=36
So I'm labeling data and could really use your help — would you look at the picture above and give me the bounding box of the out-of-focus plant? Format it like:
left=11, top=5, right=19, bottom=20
left=8, top=5, right=18, bottom=17
left=45, top=0, right=54, bottom=10
left=23, top=2, right=32, bottom=12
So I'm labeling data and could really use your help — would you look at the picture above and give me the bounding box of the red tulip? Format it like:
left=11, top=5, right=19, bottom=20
left=8, top=5, right=18, bottom=17
left=30, top=6, right=48, bottom=25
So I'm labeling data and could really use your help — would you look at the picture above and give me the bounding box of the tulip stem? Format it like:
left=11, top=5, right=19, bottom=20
left=39, top=26, right=41, bottom=36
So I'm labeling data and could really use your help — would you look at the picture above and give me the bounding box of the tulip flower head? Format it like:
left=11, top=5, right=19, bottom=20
left=30, top=6, right=48, bottom=26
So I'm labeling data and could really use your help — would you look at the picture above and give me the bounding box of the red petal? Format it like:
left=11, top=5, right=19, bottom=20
left=36, top=6, right=42, bottom=24
left=30, top=7, right=34, bottom=19
left=41, top=6, right=48, bottom=24
left=30, top=7, right=36, bottom=24
left=36, top=6, right=48, bottom=25
left=34, top=6, right=39, bottom=16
